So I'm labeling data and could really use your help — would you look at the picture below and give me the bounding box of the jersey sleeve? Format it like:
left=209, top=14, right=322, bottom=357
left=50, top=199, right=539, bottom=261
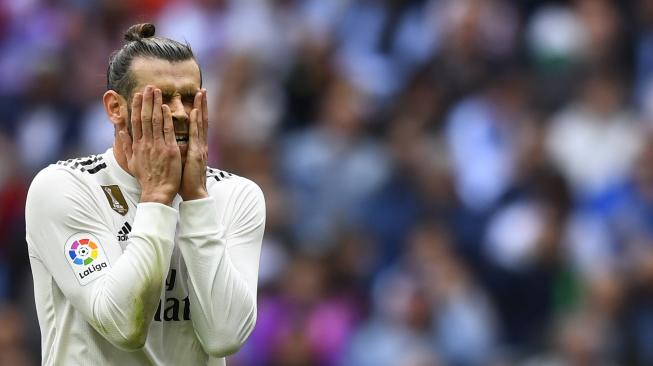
left=25, top=166, right=177, bottom=350
left=177, top=178, right=265, bottom=357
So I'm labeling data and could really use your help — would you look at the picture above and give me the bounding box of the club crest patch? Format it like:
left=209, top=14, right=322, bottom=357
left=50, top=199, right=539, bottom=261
left=64, top=233, right=111, bottom=286
left=101, top=185, right=129, bottom=216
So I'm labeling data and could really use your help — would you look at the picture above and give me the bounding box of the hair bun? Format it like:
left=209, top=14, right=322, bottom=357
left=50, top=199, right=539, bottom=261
left=124, top=23, right=156, bottom=42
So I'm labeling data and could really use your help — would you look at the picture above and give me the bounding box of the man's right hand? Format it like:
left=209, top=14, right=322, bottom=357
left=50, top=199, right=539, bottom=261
left=119, top=85, right=181, bottom=206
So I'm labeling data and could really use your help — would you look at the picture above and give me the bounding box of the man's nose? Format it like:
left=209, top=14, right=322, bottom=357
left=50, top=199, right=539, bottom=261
left=169, top=97, right=189, bottom=123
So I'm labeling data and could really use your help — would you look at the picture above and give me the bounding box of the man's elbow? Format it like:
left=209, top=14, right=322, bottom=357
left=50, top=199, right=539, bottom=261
left=108, top=324, right=148, bottom=351
left=204, top=339, right=245, bottom=358
left=203, top=311, right=257, bottom=358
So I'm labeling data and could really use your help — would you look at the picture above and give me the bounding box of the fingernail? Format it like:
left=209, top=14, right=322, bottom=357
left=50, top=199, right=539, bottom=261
left=146, top=86, right=152, bottom=92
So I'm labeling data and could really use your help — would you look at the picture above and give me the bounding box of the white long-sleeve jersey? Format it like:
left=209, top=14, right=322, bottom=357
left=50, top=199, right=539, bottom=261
left=25, top=148, right=265, bottom=366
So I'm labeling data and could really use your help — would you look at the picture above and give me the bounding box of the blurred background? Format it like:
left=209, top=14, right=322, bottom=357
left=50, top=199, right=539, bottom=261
left=3, top=0, right=653, bottom=365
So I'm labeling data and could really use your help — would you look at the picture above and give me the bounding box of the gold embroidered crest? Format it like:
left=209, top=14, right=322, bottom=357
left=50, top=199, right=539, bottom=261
left=101, top=185, right=129, bottom=216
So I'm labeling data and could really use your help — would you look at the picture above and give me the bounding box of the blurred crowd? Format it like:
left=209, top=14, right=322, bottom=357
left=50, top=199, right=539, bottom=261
left=3, top=0, right=653, bottom=365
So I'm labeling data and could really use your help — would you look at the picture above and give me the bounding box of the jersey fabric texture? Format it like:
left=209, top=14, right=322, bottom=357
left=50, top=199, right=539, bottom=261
left=25, top=148, right=265, bottom=366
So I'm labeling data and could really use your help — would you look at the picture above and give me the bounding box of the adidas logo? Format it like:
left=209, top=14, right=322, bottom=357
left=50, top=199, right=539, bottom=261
left=117, top=222, right=131, bottom=242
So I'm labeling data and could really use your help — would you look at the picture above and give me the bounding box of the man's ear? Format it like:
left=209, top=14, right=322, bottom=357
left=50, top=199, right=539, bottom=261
left=103, top=90, right=128, bottom=128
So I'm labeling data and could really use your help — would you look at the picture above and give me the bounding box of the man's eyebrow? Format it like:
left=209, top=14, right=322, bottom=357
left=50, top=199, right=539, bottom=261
left=159, top=86, right=198, bottom=96
left=181, top=89, right=198, bottom=98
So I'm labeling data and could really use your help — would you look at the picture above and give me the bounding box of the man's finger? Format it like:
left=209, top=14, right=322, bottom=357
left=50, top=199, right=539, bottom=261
left=201, top=89, right=208, bottom=145
left=189, top=109, right=199, bottom=146
left=118, top=130, right=133, bottom=160
left=141, top=86, right=153, bottom=140
left=118, top=104, right=130, bottom=134
left=194, top=90, right=202, bottom=111
left=193, top=89, right=202, bottom=141
left=162, top=104, right=175, bottom=145
left=196, top=92, right=204, bottom=145
left=152, top=88, right=163, bottom=141
left=131, top=93, right=143, bottom=140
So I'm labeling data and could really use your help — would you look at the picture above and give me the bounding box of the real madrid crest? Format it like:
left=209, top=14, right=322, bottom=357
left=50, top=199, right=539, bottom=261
left=101, top=185, right=129, bottom=216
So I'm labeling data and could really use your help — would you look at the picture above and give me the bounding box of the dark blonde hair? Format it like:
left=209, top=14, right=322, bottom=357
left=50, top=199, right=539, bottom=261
left=106, top=23, right=199, bottom=99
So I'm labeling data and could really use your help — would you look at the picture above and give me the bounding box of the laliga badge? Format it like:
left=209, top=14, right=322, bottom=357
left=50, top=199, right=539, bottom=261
left=64, top=233, right=111, bottom=286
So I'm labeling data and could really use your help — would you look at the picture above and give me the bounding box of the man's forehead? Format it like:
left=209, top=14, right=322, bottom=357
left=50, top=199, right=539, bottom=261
left=130, top=57, right=201, bottom=91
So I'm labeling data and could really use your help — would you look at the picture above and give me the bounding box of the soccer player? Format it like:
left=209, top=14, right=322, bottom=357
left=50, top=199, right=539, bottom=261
left=25, top=23, right=265, bottom=365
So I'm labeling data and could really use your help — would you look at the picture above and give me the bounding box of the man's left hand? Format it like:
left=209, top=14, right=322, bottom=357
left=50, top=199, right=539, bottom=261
left=180, top=89, right=209, bottom=201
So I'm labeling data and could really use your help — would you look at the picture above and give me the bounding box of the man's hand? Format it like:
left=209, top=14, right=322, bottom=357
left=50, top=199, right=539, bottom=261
left=119, top=85, right=182, bottom=206
left=179, top=89, right=209, bottom=201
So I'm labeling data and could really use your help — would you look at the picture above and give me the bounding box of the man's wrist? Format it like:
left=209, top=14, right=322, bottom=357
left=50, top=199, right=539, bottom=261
left=180, top=189, right=209, bottom=201
left=140, top=192, right=174, bottom=206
